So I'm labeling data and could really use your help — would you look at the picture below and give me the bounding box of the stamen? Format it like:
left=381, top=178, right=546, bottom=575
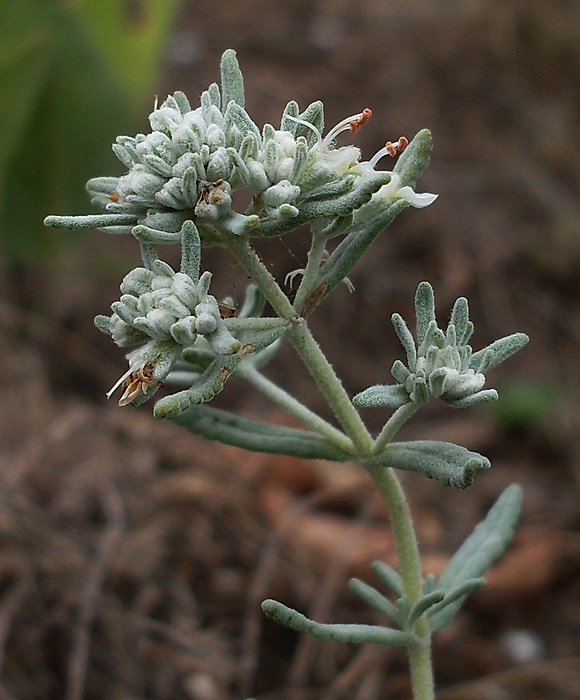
left=369, top=136, right=409, bottom=167
left=349, top=108, right=373, bottom=134
left=284, top=114, right=323, bottom=143
left=106, top=362, right=138, bottom=399
left=322, top=108, right=372, bottom=147
left=385, top=136, right=408, bottom=157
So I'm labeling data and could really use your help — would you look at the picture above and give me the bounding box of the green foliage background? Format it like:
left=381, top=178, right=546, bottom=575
left=0, top=0, right=180, bottom=263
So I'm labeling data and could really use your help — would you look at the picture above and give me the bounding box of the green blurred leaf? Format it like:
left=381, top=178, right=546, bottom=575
left=70, top=0, right=181, bottom=116
left=0, top=0, right=181, bottom=264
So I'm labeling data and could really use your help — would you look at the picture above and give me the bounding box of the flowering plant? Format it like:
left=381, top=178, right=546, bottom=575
left=45, top=50, right=528, bottom=699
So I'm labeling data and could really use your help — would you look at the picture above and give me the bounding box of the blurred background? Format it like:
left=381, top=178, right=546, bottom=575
left=1, top=1, right=579, bottom=698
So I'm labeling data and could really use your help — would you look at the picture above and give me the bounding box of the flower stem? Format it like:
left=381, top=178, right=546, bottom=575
left=288, top=322, right=373, bottom=455
left=238, top=364, right=356, bottom=455
left=227, top=238, right=297, bottom=320
left=371, top=402, right=420, bottom=455
left=292, top=232, right=327, bottom=311
left=365, top=460, right=435, bottom=700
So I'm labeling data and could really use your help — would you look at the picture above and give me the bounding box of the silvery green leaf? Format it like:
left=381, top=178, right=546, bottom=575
left=153, top=355, right=238, bottom=418
left=431, top=484, right=523, bottom=630
left=414, top=282, right=436, bottom=345
left=44, top=214, right=138, bottom=230
left=393, top=128, right=433, bottom=189
left=206, top=83, right=221, bottom=109
left=171, top=405, right=351, bottom=461
left=443, top=389, right=498, bottom=408
left=261, top=600, right=414, bottom=647
left=406, top=591, right=445, bottom=629
left=372, top=441, right=491, bottom=489
left=94, top=315, right=112, bottom=336
left=391, top=313, right=417, bottom=368
left=237, top=284, right=266, bottom=318
left=427, top=578, right=486, bottom=631
left=353, top=384, right=410, bottom=409
left=220, top=49, right=245, bottom=108
left=179, top=220, right=201, bottom=282
left=348, top=579, right=403, bottom=625
left=470, top=333, right=529, bottom=373
left=371, top=561, right=403, bottom=597
left=391, top=359, right=411, bottom=384
left=298, top=100, right=324, bottom=146
left=450, top=297, right=473, bottom=345
left=131, top=222, right=182, bottom=244
left=280, top=100, right=300, bottom=133
left=224, top=101, right=260, bottom=142
left=299, top=175, right=355, bottom=203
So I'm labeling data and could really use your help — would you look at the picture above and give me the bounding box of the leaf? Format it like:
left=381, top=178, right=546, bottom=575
left=170, top=405, right=351, bottom=461
left=348, top=578, right=403, bottom=625
left=371, top=441, right=491, bottom=489
left=352, top=384, right=410, bottom=409
left=430, top=484, right=523, bottom=630
left=470, top=333, right=530, bottom=374
left=261, top=599, right=414, bottom=647
left=393, top=128, right=433, bottom=189
left=220, top=48, right=245, bottom=109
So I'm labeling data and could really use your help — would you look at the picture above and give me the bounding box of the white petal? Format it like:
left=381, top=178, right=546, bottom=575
left=398, top=186, right=438, bottom=208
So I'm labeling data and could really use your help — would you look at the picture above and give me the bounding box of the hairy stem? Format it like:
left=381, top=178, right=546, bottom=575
left=372, top=402, right=420, bottom=455
left=365, top=461, right=434, bottom=700
left=227, top=237, right=297, bottom=320
left=292, top=232, right=327, bottom=312
left=288, top=322, right=373, bottom=455
left=239, top=365, right=356, bottom=454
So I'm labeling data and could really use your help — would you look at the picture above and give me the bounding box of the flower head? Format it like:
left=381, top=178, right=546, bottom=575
left=353, top=282, right=529, bottom=410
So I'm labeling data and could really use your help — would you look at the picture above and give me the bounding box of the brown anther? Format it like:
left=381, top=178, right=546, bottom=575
left=385, top=136, right=409, bottom=157
left=107, top=191, right=121, bottom=203
left=218, top=302, right=237, bottom=318
left=350, top=108, right=373, bottom=133
left=238, top=344, right=255, bottom=358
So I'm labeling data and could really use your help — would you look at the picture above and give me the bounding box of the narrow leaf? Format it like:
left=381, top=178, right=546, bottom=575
left=171, top=405, right=351, bottom=461
left=432, top=484, right=523, bottom=629
left=261, top=600, right=414, bottom=647
left=414, top=282, right=436, bottom=345
left=371, top=441, right=491, bottom=489
left=220, top=49, right=245, bottom=108
left=348, top=579, right=402, bottom=625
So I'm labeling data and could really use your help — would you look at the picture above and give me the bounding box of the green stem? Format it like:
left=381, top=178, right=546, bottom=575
left=365, top=461, right=434, bottom=700
left=292, top=232, right=327, bottom=312
left=239, top=365, right=356, bottom=455
left=289, top=322, right=373, bottom=455
left=372, top=402, right=420, bottom=455
left=227, top=237, right=297, bottom=320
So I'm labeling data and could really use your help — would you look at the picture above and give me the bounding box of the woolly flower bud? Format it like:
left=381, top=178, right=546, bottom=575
left=97, top=259, right=241, bottom=405
left=353, top=282, right=529, bottom=410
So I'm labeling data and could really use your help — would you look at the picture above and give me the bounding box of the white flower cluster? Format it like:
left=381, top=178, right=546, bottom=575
left=85, top=51, right=436, bottom=243
left=353, top=282, right=529, bottom=410
left=101, top=260, right=240, bottom=355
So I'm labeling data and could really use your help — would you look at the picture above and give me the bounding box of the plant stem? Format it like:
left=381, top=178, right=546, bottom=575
left=227, top=234, right=434, bottom=697
left=371, top=402, right=420, bottom=455
left=365, top=460, right=435, bottom=700
left=292, top=232, right=327, bottom=311
left=288, top=322, right=373, bottom=455
left=239, top=365, right=356, bottom=454
left=227, top=237, right=297, bottom=320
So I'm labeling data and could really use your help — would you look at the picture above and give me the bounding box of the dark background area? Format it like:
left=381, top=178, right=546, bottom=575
left=1, top=1, right=579, bottom=698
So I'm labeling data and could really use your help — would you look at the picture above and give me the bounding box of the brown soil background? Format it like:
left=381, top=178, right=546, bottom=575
left=1, top=1, right=580, bottom=698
